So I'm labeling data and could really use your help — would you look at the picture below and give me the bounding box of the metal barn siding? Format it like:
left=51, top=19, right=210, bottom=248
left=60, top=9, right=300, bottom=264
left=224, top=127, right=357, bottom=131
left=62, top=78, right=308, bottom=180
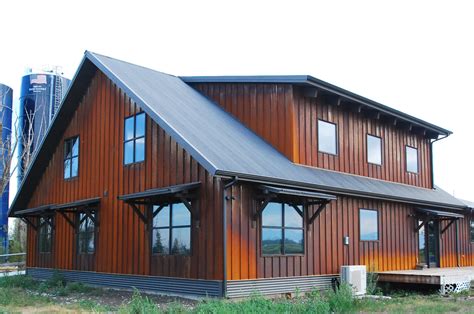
left=192, top=83, right=433, bottom=189
left=27, top=268, right=223, bottom=297
left=25, top=71, right=224, bottom=280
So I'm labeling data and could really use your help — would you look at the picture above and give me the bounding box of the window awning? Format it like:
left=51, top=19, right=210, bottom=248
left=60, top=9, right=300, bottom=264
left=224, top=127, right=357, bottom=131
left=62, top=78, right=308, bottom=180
left=51, top=197, right=101, bottom=211
left=416, top=208, right=464, bottom=219
left=118, top=182, right=201, bottom=225
left=13, top=205, right=54, bottom=217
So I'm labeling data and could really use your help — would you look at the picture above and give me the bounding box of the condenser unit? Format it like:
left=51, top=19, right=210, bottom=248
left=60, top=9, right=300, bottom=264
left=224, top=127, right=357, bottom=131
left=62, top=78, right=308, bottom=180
left=341, top=265, right=367, bottom=295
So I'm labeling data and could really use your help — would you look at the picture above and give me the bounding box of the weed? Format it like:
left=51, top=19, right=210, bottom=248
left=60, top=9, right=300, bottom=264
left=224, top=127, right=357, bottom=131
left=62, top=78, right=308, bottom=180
left=119, top=288, right=159, bottom=314
left=0, top=275, right=38, bottom=289
left=77, top=299, right=113, bottom=312
left=326, top=283, right=354, bottom=313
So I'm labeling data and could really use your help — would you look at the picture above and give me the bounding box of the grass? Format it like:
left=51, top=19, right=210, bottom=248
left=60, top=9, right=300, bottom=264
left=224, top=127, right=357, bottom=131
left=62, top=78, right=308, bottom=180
left=0, top=275, right=472, bottom=313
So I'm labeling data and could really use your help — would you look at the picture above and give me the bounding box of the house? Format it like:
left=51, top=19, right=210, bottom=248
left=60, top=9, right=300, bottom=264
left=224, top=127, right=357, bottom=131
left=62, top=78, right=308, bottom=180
left=9, top=51, right=473, bottom=298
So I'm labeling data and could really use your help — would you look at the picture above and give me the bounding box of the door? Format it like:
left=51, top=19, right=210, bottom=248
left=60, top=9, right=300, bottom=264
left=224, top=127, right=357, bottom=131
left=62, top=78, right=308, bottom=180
left=418, top=220, right=440, bottom=268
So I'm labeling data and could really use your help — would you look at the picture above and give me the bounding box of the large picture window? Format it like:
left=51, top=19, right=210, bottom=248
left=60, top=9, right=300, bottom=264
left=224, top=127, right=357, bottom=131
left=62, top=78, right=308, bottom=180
left=152, top=203, right=191, bottom=255
left=64, top=137, right=79, bottom=179
left=367, top=135, right=382, bottom=165
left=318, top=120, right=337, bottom=155
left=38, top=216, right=53, bottom=253
left=406, top=146, right=418, bottom=173
left=261, top=202, right=304, bottom=255
left=124, top=112, right=146, bottom=165
left=77, top=212, right=96, bottom=254
left=360, top=209, right=378, bottom=241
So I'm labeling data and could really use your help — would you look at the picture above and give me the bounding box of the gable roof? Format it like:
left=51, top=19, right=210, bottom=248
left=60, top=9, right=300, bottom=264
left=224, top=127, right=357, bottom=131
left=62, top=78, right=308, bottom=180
left=181, top=75, right=452, bottom=138
left=9, top=51, right=466, bottom=215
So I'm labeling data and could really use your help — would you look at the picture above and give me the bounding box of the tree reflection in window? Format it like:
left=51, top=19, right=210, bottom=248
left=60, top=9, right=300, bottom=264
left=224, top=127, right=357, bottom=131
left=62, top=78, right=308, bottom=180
left=77, top=212, right=95, bottom=254
left=152, top=203, right=191, bottom=255
left=261, top=202, right=304, bottom=255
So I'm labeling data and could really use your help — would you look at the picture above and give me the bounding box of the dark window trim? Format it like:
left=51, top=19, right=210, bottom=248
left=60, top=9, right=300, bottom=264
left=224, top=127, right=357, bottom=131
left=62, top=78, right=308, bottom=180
left=359, top=208, right=379, bottom=242
left=38, top=216, right=54, bottom=254
left=64, top=136, right=79, bottom=180
left=367, top=134, right=383, bottom=166
left=470, top=218, right=474, bottom=243
left=150, top=202, right=192, bottom=256
left=76, top=210, right=97, bottom=255
left=317, top=119, right=338, bottom=156
left=405, top=145, right=419, bottom=174
left=123, top=112, right=146, bottom=166
left=261, top=202, right=305, bottom=257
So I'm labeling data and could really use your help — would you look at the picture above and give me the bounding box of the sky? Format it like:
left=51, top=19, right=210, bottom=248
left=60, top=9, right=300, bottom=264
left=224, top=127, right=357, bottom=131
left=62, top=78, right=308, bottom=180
left=0, top=0, right=473, bottom=202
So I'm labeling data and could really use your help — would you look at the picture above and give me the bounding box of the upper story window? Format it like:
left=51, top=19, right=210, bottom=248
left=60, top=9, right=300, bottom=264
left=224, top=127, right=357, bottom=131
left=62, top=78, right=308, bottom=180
left=367, top=135, right=382, bottom=165
left=152, top=203, right=191, bottom=255
left=77, top=212, right=96, bottom=254
left=470, top=219, right=474, bottom=242
left=64, top=137, right=79, bottom=179
left=318, top=120, right=337, bottom=155
left=360, top=209, right=378, bottom=241
left=124, top=112, right=145, bottom=165
left=38, top=216, right=53, bottom=253
left=405, top=146, right=418, bottom=173
left=262, top=202, right=304, bottom=255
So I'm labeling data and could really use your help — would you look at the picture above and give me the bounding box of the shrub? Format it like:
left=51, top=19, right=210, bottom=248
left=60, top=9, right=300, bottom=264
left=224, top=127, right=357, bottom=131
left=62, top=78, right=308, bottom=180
left=326, top=283, right=354, bottom=313
left=0, top=275, right=38, bottom=289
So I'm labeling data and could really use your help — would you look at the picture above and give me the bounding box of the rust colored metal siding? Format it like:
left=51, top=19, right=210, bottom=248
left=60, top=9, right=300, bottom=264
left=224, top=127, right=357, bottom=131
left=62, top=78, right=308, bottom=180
left=192, top=83, right=432, bottom=189
left=225, top=183, right=473, bottom=280
left=26, top=71, right=224, bottom=280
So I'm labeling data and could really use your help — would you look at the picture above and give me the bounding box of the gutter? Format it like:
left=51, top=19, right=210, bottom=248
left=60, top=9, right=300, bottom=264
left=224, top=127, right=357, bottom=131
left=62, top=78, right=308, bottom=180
left=222, top=176, right=238, bottom=298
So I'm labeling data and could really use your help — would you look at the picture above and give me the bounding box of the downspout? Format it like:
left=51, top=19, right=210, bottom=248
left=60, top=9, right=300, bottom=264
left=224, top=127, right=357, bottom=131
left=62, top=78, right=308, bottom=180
left=222, top=177, right=238, bottom=298
left=455, top=219, right=460, bottom=267
left=429, top=134, right=449, bottom=189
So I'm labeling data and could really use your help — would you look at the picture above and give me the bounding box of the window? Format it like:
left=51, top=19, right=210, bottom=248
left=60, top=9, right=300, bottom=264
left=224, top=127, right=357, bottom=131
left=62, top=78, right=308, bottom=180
left=367, top=135, right=382, bottom=165
left=64, top=137, right=79, bottom=179
left=418, top=220, right=426, bottom=264
left=152, top=203, right=191, bottom=255
left=406, top=146, right=418, bottom=173
left=261, top=202, right=304, bottom=255
left=318, top=120, right=337, bottom=155
left=471, top=219, right=474, bottom=242
left=38, top=217, right=53, bottom=253
left=124, top=112, right=146, bottom=165
left=77, top=212, right=96, bottom=254
left=360, top=209, right=378, bottom=241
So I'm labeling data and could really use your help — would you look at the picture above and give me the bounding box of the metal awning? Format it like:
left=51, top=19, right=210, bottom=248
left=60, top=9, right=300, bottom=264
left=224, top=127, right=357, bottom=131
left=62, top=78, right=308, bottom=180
left=118, top=182, right=201, bottom=225
left=259, top=185, right=337, bottom=201
left=416, top=208, right=464, bottom=219
left=13, top=205, right=54, bottom=217
left=51, top=197, right=101, bottom=211
left=118, top=182, right=201, bottom=203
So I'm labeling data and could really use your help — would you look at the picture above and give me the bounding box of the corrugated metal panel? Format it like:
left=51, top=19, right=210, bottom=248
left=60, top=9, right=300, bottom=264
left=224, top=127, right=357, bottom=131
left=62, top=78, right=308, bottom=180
left=226, top=275, right=339, bottom=298
left=10, top=51, right=466, bottom=214
left=27, top=268, right=222, bottom=297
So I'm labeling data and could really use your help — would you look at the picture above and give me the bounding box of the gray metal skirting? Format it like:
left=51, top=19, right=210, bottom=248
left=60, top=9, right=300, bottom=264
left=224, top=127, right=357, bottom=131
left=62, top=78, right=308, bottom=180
left=27, top=268, right=222, bottom=298
left=226, top=275, right=340, bottom=298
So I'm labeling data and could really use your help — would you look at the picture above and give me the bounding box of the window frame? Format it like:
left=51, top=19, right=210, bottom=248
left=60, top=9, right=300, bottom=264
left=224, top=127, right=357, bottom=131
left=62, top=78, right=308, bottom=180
left=261, top=202, right=305, bottom=256
left=405, top=145, right=419, bottom=174
left=151, top=203, right=192, bottom=256
left=64, top=136, right=79, bottom=180
left=317, top=119, right=338, bottom=155
left=470, top=218, right=474, bottom=243
left=359, top=208, right=379, bottom=242
left=123, top=112, right=146, bottom=165
left=76, top=211, right=96, bottom=255
left=38, top=216, right=53, bottom=253
left=367, top=134, right=383, bottom=166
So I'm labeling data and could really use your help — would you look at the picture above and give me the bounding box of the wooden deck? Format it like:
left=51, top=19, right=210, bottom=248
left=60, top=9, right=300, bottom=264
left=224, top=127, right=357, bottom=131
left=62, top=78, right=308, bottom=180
left=378, top=267, right=474, bottom=285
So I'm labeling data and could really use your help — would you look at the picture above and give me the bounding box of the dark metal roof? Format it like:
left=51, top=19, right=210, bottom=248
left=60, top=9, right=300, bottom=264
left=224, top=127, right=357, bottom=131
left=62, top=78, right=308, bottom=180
left=181, top=75, right=452, bottom=137
left=51, top=197, right=101, bottom=210
left=118, top=182, right=201, bottom=202
left=9, top=51, right=466, bottom=215
left=459, top=199, right=474, bottom=209
left=260, top=185, right=337, bottom=201
left=416, top=208, right=464, bottom=219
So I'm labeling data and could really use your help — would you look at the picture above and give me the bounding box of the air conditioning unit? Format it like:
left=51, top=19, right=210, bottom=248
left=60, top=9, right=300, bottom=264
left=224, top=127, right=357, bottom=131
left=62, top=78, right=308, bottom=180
left=341, top=265, right=367, bottom=295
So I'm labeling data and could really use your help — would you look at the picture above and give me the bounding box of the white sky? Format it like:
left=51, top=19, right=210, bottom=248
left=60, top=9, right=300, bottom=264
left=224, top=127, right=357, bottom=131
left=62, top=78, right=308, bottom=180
left=1, top=0, right=473, bottom=202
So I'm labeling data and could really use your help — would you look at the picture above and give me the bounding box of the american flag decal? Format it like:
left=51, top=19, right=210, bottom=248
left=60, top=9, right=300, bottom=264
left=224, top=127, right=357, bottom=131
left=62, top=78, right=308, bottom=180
left=30, top=74, right=47, bottom=84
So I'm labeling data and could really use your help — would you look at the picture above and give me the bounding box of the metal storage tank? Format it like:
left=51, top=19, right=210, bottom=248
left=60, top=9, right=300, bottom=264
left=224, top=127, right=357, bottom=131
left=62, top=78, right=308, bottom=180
left=0, top=83, right=12, bottom=253
left=18, top=69, right=70, bottom=184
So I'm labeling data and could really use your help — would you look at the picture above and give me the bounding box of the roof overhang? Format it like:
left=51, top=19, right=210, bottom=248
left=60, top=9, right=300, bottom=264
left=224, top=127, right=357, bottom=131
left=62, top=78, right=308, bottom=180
left=118, top=182, right=201, bottom=204
left=181, top=75, right=451, bottom=139
left=415, top=208, right=464, bottom=219
left=259, top=185, right=336, bottom=202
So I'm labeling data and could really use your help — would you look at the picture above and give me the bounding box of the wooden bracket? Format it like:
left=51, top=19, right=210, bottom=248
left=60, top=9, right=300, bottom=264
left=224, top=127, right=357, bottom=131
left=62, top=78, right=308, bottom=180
left=253, top=195, right=274, bottom=221
left=21, top=217, right=38, bottom=231
left=441, top=218, right=457, bottom=234
left=415, top=218, right=429, bottom=232
left=308, top=200, right=330, bottom=225
left=180, top=197, right=199, bottom=228
left=129, top=202, right=148, bottom=225
left=60, top=212, right=75, bottom=229
left=290, top=204, right=303, bottom=218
